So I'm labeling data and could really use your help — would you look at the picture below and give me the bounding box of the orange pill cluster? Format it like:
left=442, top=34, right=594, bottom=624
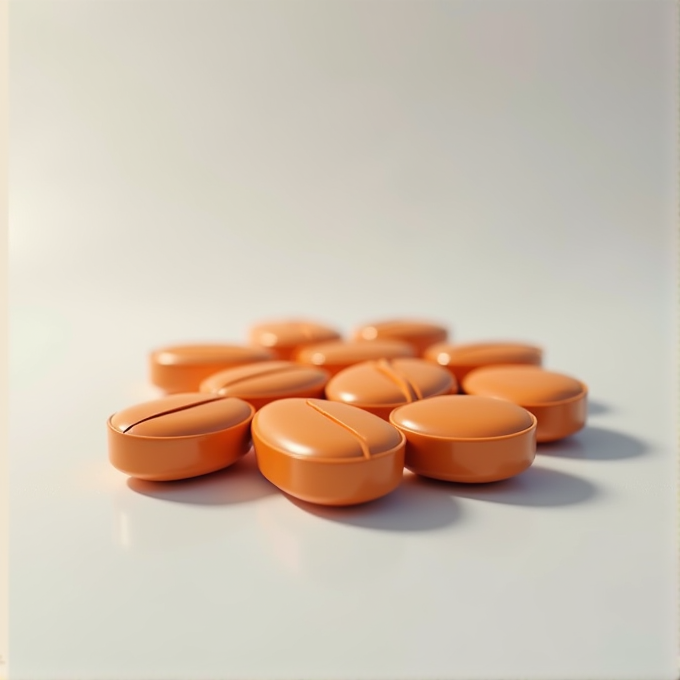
left=107, top=318, right=588, bottom=505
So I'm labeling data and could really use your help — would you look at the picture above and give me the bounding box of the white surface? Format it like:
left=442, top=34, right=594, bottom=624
left=9, top=1, right=678, bottom=679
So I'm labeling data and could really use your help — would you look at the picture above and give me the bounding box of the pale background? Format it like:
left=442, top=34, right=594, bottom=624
left=8, top=1, right=678, bottom=679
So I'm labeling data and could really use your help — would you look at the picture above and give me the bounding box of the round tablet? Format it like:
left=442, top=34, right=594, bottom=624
left=389, top=395, right=537, bottom=483
left=325, top=358, right=457, bottom=420
left=150, top=344, right=275, bottom=394
left=462, top=366, right=587, bottom=442
left=295, top=339, right=414, bottom=376
left=353, top=319, right=448, bottom=355
left=107, top=393, right=255, bottom=481
left=424, top=341, right=543, bottom=383
left=199, top=360, right=330, bottom=410
left=248, top=320, right=341, bottom=360
left=252, top=398, right=406, bottom=506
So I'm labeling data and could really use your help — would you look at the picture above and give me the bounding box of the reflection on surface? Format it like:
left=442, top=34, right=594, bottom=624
left=112, top=453, right=275, bottom=553
left=422, top=465, right=598, bottom=507
left=538, top=426, right=649, bottom=461
left=112, top=485, right=236, bottom=554
left=74, top=459, right=123, bottom=494
left=254, top=473, right=463, bottom=589
left=117, top=510, right=132, bottom=549
left=288, top=473, right=462, bottom=532
left=255, top=495, right=407, bottom=589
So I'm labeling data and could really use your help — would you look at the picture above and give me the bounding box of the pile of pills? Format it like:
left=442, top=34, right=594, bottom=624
left=107, top=319, right=588, bottom=506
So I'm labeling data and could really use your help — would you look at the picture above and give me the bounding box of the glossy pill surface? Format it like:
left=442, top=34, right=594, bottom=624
left=424, top=341, right=543, bottom=383
left=150, top=344, right=275, bottom=394
left=325, top=358, right=457, bottom=420
left=390, top=394, right=537, bottom=482
left=295, top=339, right=415, bottom=376
left=353, top=319, right=448, bottom=355
left=462, top=365, right=587, bottom=442
left=248, top=320, right=341, bottom=360
left=252, top=398, right=406, bottom=505
left=108, top=393, right=255, bottom=481
left=199, top=360, right=330, bottom=410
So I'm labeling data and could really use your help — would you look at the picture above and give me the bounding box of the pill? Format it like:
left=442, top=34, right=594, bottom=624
left=252, top=398, right=406, bottom=505
left=389, top=394, right=537, bottom=483
left=199, top=360, right=330, bottom=410
left=424, top=341, right=543, bottom=383
left=353, top=319, right=448, bottom=355
left=248, top=320, right=341, bottom=360
left=325, top=358, right=457, bottom=420
left=150, top=344, right=275, bottom=394
left=107, top=393, right=255, bottom=481
left=461, top=365, right=587, bottom=442
left=295, top=339, right=415, bottom=376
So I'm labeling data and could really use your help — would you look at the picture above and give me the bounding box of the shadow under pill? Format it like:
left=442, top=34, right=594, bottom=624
left=538, top=426, right=649, bottom=461
left=286, top=472, right=462, bottom=532
left=588, top=399, right=613, bottom=416
left=126, top=451, right=277, bottom=505
left=418, top=465, right=598, bottom=507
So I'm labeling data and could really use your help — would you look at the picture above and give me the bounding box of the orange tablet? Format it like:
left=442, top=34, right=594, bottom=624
left=107, top=393, right=255, bottom=481
left=462, top=366, right=587, bottom=442
left=390, top=394, right=537, bottom=482
left=325, top=358, right=457, bottom=420
left=248, top=320, right=341, bottom=360
left=150, top=344, right=274, bottom=394
left=252, top=398, right=405, bottom=506
left=295, top=339, right=414, bottom=376
left=200, top=360, right=330, bottom=410
left=353, top=319, right=448, bottom=356
left=424, top=341, right=543, bottom=383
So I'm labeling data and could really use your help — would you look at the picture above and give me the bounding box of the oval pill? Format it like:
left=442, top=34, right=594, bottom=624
left=424, top=341, right=543, bottom=383
left=353, top=319, right=448, bottom=356
left=150, top=344, right=275, bottom=394
left=107, top=394, right=255, bottom=481
left=199, top=360, right=330, bottom=410
left=325, top=358, right=457, bottom=420
left=248, top=320, right=341, bottom=360
left=295, top=339, right=414, bottom=376
left=462, top=365, right=587, bottom=442
left=252, top=398, right=406, bottom=506
left=390, top=394, right=537, bottom=483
